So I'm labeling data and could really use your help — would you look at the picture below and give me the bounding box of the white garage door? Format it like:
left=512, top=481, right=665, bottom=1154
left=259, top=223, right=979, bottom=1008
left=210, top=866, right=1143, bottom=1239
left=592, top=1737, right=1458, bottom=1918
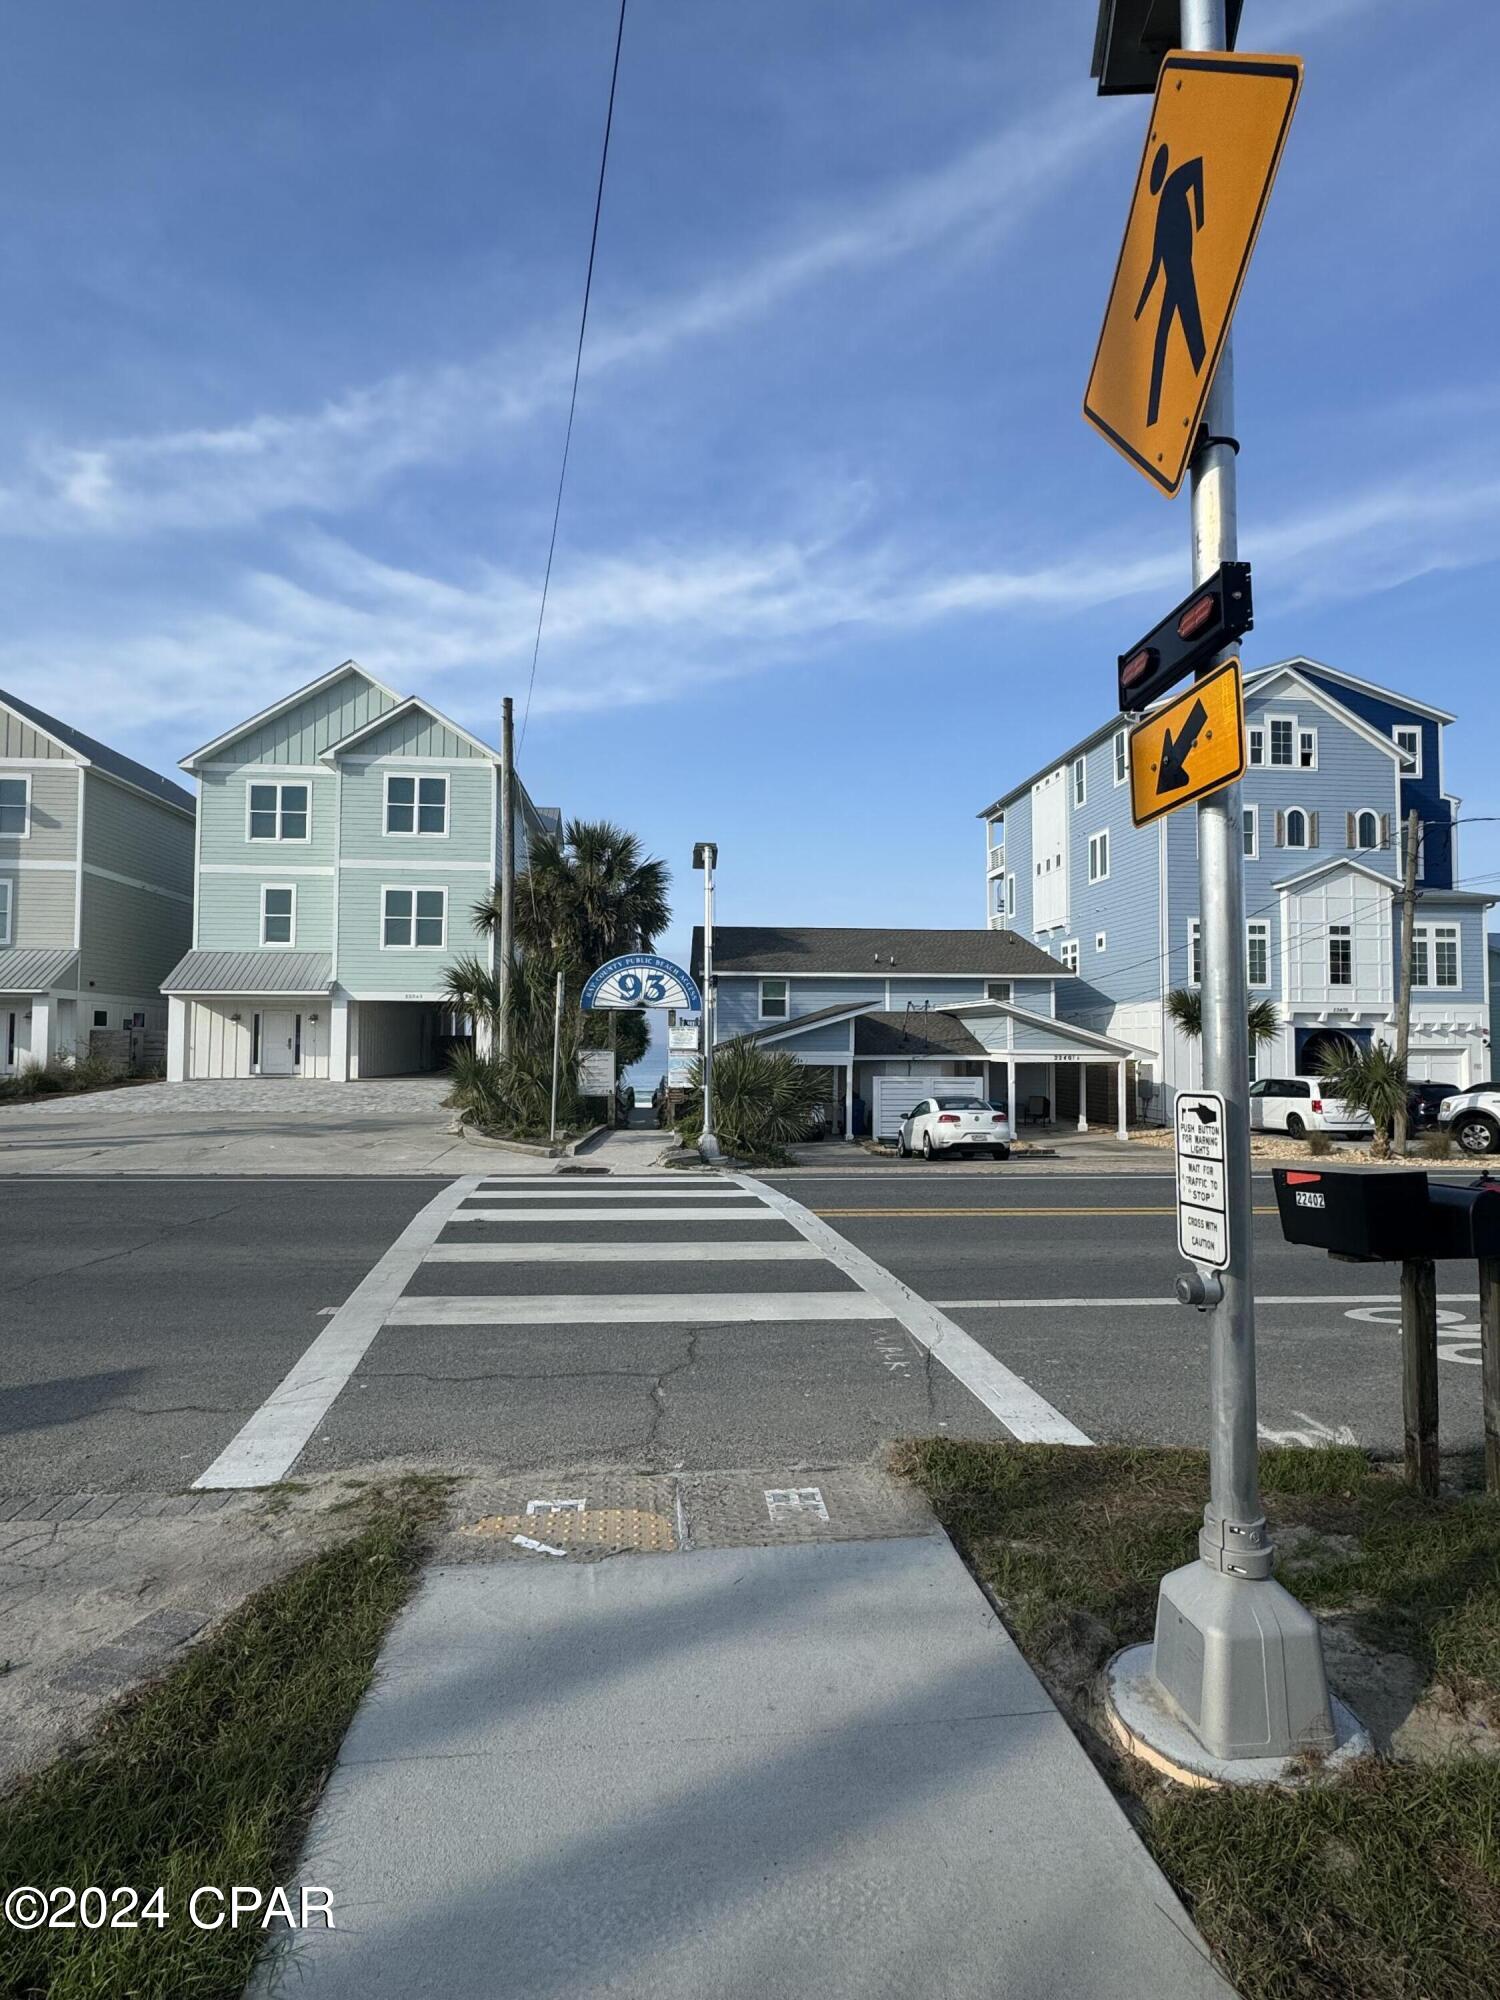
left=873, top=1075, right=983, bottom=1141
left=1407, top=1051, right=1465, bottom=1086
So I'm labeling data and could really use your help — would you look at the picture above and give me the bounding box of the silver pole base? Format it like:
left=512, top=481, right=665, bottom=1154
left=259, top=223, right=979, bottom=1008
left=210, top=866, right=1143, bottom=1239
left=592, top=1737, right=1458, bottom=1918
left=698, top=1131, right=723, bottom=1164
left=1125, top=1559, right=1348, bottom=1767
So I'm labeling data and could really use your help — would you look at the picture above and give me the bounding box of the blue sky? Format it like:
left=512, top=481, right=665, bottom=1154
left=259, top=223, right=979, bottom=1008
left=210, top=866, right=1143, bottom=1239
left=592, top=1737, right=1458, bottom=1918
left=1, top=0, right=1495, bottom=1068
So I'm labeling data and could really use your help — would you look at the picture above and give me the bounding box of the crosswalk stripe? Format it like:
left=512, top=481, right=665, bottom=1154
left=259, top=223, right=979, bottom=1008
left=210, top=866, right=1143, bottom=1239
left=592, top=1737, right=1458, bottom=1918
left=447, top=1206, right=772, bottom=1223
left=424, top=1241, right=823, bottom=1263
left=386, top=1292, right=891, bottom=1325
left=464, top=1188, right=756, bottom=1201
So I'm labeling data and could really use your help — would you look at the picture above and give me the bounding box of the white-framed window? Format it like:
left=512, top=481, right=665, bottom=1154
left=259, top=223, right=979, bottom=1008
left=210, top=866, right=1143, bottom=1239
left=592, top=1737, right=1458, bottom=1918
left=1088, top=829, right=1110, bottom=883
left=1353, top=808, right=1381, bottom=851
left=92, top=1007, right=109, bottom=1028
left=1095, top=931, right=1107, bottom=953
left=381, top=885, right=446, bottom=949
left=1060, top=939, right=1080, bottom=974
left=1393, top=725, right=1422, bottom=777
left=759, top=977, right=789, bottom=1019
left=1298, top=726, right=1318, bottom=770
left=1413, top=924, right=1460, bottom=991
left=247, top=780, right=310, bottom=842
left=1113, top=731, right=1127, bottom=785
left=985, top=980, right=1012, bottom=1002
left=1242, top=805, right=1258, bottom=860
left=1072, top=755, right=1087, bottom=808
left=1328, top=924, right=1353, bottom=987
left=1005, top=873, right=1016, bottom=920
left=0, top=775, right=31, bottom=837
left=1268, top=716, right=1296, bottom=767
left=261, top=883, right=296, bottom=947
left=1188, top=919, right=1202, bottom=986
left=1248, top=725, right=1264, bottom=767
left=0, top=877, right=11, bottom=944
left=1247, top=919, right=1270, bottom=988
left=385, top=772, right=448, bottom=836
left=1282, top=807, right=1316, bottom=850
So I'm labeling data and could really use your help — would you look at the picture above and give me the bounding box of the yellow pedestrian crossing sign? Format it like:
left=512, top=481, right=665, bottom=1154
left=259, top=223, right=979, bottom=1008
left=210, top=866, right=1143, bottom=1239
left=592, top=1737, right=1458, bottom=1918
left=1084, top=50, right=1303, bottom=496
left=1128, top=657, right=1246, bottom=828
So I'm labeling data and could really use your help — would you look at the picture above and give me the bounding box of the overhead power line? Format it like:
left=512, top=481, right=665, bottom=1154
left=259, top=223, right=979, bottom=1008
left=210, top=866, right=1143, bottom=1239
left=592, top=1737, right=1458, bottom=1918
left=519, top=0, right=629, bottom=753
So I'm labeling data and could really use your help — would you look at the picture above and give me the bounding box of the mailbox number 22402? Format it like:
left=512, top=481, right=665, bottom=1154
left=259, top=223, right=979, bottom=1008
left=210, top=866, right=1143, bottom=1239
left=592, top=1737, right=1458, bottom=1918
left=1294, top=1190, right=1326, bottom=1210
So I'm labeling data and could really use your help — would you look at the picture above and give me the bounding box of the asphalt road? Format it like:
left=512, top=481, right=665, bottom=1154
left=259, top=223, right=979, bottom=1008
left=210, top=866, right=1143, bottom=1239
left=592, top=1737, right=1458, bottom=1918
left=762, top=1167, right=1488, bottom=1456
left=2, top=1167, right=1486, bottom=1493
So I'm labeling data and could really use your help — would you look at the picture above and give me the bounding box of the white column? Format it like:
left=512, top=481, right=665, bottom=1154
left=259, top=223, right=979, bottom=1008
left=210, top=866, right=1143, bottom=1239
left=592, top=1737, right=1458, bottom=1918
left=29, top=995, right=52, bottom=1065
left=1006, top=1056, right=1018, bottom=1127
left=844, top=1061, right=855, bottom=1142
left=167, top=996, right=188, bottom=1081
left=331, top=993, right=352, bottom=1082
left=1075, top=1063, right=1088, bottom=1133
left=1117, top=1059, right=1129, bottom=1142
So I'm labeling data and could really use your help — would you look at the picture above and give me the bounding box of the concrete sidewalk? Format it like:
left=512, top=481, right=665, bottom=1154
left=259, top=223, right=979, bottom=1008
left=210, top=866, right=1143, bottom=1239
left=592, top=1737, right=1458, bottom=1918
left=258, top=1530, right=1231, bottom=2000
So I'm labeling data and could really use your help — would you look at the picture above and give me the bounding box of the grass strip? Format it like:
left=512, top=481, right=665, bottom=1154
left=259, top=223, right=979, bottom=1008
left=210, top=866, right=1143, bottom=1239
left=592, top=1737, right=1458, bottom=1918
left=894, top=1438, right=1500, bottom=2000
left=0, top=1494, right=431, bottom=2000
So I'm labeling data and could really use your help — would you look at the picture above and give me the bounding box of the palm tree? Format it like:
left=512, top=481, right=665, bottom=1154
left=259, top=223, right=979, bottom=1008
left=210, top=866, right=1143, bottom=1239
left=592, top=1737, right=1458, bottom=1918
left=475, top=819, right=670, bottom=967
left=1166, top=988, right=1281, bottom=1053
left=1316, top=1038, right=1407, bottom=1159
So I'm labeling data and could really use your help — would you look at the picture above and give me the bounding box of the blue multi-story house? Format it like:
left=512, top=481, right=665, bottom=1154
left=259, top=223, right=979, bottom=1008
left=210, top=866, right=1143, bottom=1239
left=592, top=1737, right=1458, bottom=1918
left=163, top=661, right=557, bottom=1081
left=979, top=658, right=1493, bottom=1117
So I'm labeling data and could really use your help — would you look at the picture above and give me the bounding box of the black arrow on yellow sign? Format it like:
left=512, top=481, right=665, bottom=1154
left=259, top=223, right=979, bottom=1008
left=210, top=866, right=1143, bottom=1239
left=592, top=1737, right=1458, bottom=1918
left=1157, top=696, right=1209, bottom=793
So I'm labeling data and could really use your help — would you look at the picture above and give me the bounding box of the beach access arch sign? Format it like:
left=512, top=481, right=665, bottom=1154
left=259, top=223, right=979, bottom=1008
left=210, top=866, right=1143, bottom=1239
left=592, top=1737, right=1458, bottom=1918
left=1084, top=49, right=1303, bottom=496
left=580, top=953, right=701, bottom=1013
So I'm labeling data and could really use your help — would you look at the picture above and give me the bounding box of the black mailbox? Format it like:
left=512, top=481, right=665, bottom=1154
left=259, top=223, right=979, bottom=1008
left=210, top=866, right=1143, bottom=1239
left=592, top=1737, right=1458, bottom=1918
left=1272, top=1169, right=1433, bottom=1262
left=1273, top=1167, right=1500, bottom=1262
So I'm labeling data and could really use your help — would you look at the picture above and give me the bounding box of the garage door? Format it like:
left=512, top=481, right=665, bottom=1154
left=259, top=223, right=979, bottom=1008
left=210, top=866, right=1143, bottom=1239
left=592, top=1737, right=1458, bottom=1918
left=1407, top=1051, right=1465, bottom=1086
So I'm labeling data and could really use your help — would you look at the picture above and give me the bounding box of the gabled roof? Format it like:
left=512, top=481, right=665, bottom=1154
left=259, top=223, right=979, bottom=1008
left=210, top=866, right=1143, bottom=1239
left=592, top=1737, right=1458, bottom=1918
left=1238, top=668, right=1407, bottom=762
left=319, top=694, right=498, bottom=765
left=1272, top=856, right=1402, bottom=895
left=1259, top=657, right=1456, bottom=725
left=693, top=926, right=1062, bottom=980
left=0, top=688, right=195, bottom=815
left=743, top=996, right=1148, bottom=1060
left=945, top=998, right=1147, bottom=1056
left=180, top=660, right=402, bottom=770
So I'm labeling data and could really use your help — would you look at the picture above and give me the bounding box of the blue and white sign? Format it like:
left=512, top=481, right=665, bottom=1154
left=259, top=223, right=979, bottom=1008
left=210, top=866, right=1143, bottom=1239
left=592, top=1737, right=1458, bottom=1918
left=580, top=952, right=702, bottom=1013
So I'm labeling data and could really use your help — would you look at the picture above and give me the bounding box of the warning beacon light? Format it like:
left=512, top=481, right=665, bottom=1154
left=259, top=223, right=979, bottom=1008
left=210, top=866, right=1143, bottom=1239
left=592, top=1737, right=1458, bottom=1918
left=1117, top=561, right=1253, bottom=715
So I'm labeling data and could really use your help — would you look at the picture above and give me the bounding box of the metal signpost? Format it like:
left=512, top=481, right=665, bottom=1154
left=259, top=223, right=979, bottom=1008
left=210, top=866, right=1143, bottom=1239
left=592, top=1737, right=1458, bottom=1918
left=692, top=843, right=720, bottom=1163
left=1087, top=5, right=1341, bottom=1776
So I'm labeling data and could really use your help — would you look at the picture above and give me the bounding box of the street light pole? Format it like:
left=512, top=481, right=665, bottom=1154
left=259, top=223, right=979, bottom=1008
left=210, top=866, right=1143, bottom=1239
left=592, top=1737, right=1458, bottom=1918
left=693, top=843, right=720, bottom=1162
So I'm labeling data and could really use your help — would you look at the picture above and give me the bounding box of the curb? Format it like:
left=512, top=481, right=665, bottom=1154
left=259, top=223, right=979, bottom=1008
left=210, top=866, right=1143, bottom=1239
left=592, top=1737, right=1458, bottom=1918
left=457, top=1122, right=608, bottom=1160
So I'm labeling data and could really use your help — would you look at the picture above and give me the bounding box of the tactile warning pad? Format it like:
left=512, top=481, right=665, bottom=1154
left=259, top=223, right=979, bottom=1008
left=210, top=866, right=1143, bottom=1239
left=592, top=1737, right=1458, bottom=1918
left=680, top=1466, right=935, bottom=1549
left=444, top=1475, right=679, bottom=1561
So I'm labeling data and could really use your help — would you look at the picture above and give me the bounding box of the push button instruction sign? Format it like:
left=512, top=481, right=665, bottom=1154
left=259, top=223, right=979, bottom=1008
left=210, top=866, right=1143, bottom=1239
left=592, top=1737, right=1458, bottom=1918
left=1176, top=1089, right=1229, bottom=1271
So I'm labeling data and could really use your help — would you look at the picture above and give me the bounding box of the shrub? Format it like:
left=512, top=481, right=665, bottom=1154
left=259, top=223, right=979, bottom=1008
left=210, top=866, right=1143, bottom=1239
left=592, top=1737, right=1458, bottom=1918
left=1316, top=1038, right=1407, bottom=1160
left=676, top=1039, right=827, bottom=1158
left=1306, top=1130, right=1333, bottom=1157
left=1420, top=1128, right=1454, bottom=1161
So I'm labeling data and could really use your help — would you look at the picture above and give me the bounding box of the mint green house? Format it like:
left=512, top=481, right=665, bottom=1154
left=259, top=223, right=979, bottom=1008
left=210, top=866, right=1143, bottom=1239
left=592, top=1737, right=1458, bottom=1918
left=2, top=687, right=195, bottom=1073
left=164, top=661, right=557, bottom=1081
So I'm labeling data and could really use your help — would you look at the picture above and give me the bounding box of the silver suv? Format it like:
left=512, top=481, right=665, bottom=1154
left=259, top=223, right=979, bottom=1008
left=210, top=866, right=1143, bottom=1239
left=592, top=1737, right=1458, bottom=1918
left=1439, top=1083, right=1500, bottom=1155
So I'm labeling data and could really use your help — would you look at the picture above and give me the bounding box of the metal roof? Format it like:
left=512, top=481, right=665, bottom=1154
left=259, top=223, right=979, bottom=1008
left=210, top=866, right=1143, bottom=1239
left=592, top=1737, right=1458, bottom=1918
left=0, top=686, right=196, bottom=814
left=693, top=926, right=1061, bottom=980
left=0, top=947, right=80, bottom=994
left=853, top=1011, right=988, bottom=1058
left=161, top=950, right=333, bottom=996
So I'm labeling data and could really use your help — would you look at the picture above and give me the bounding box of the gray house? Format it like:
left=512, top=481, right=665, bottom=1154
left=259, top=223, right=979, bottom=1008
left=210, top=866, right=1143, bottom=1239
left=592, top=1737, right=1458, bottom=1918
left=1, top=687, right=195, bottom=1072
left=692, top=925, right=1146, bottom=1138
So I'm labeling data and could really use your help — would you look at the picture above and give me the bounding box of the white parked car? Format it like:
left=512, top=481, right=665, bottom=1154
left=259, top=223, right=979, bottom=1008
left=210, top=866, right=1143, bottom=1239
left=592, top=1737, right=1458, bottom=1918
left=1248, top=1076, right=1374, bottom=1140
left=897, top=1096, right=1012, bottom=1161
left=1438, top=1083, right=1500, bottom=1156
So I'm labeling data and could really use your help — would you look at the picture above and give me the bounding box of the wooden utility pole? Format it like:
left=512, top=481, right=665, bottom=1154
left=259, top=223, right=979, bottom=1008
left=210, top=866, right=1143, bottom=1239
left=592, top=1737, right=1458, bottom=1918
left=499, top=696, right=516, bottom=1060
left=1391, top=807, right=1421, bottom=1155
left=1400, top=1256, right=1440, bottom=1497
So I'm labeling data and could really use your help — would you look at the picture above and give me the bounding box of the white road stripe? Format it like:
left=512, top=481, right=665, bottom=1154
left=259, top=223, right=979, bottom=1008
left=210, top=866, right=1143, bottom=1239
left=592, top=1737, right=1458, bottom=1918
left=462, top=1187, right=755, bottom=1200
left=192, top=1175, right=485, bottom=1490
left=931, top=1293, right=1483, bottom=1309
left=424, top=1241, right=823, bottom=1263
left=738, top=1174, right=1092, bottom=1447
left=386, top=1292, right=890, bottom=1326
left=447, top=1206, right=772, bottom=1223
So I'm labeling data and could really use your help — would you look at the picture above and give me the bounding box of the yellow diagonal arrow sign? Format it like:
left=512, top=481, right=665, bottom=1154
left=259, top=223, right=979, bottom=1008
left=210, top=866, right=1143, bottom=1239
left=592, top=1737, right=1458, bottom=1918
left=1128, top=657, right=1246, bottom=828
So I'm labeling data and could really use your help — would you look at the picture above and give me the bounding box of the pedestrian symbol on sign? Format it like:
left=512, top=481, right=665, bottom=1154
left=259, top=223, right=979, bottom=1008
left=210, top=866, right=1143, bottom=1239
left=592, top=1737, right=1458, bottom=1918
left=1133, top=145, right=1206, bottom=428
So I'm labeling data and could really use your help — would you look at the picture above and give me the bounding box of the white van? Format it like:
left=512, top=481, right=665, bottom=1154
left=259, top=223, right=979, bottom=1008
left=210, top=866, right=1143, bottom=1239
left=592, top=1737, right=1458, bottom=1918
left=1248, top=1076, right=1374, bottom=1140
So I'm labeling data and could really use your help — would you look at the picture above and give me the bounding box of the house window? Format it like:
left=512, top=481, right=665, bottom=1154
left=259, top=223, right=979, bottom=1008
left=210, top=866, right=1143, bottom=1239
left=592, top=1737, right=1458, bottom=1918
left=1284, top=808, right=1311, bottom=849
left=382, top=886, right=446, bottom=948
left=759, top=978, right=789, bottom=1019
left=385, top=773, right=448, bottom=836
left=1248, top=726, right=1264, bottom=767
left=1247, top=920, right=1269, bottom=988
left=1298, top=727, right=1318, bottom=769
left=92, top=1008, right=109, bottom=1029
left=248, top=781, right=309, bottom=842
left=1088, top=829, right=1110, bottom=883
left=1328, top=925, right=1353, bottom=987
left=0, top=879, right=11, bottom=944
left=1113, top=731, right=1127, bottom=785
left=1073, top=756, right=1087, bottom=808
left=985, top=980, right=1012, bottom=1002
left=1354, top=809, right=1380, bottom=851
left=1269, top=717, right=1295, bottom=766
left=1095, top=931, right=1107, bottom=953
left=1188, top=920, right=1202, bottom=986
left=1393, top=725, right=1422, bottom=777
left=0, top=775, right=30, bottom=836
left=1414, top=925, right=1459, bottom=990
left=1242, top=806, right=1258, bottom=860
left=1060, top=940, right=1079, bottom=974
left=261, top=884, right=296, bottom=946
